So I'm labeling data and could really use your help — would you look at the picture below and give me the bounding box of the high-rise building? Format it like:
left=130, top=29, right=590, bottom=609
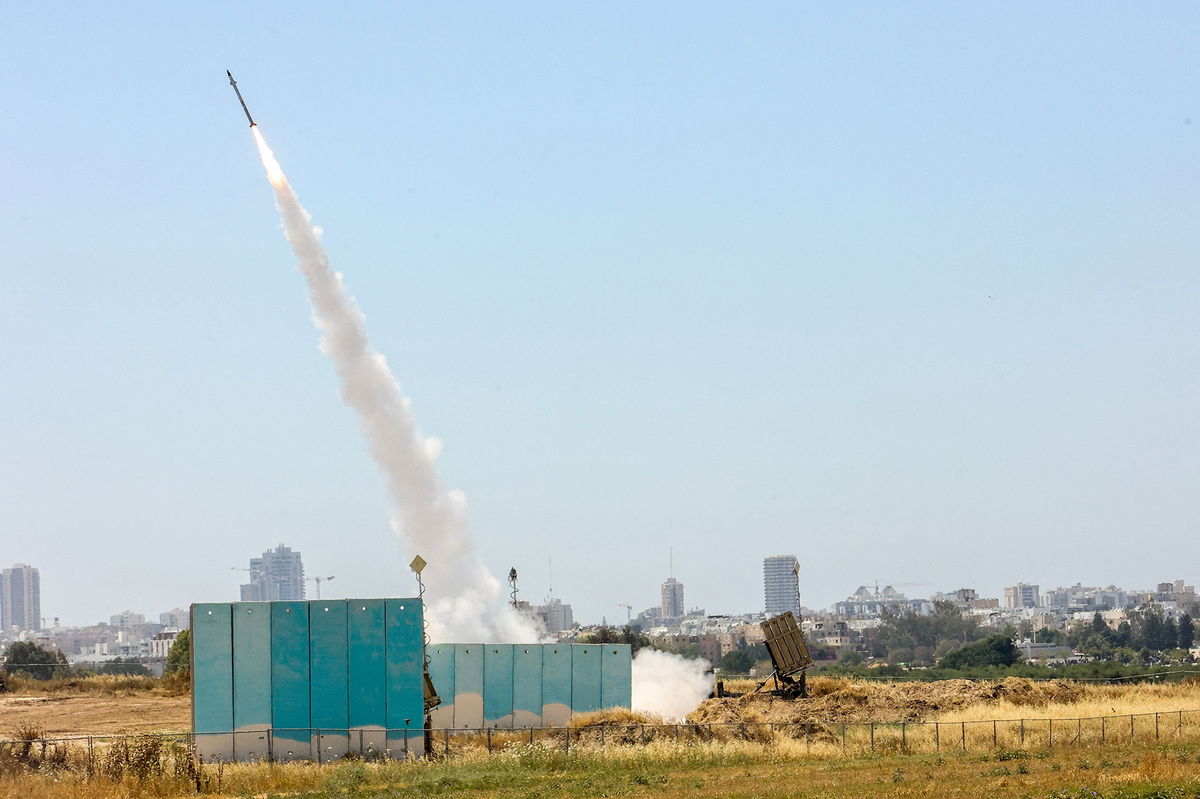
left=535, top=598, right=574, bottom=634
left=763, top=555, right=800, bottom=617
left=110, top=610, right=146, bottom=632
left=1, top=564, right=41, bottom=631
left=240, top=544, right=305, bottom=601
left=159, top=607, right=189, bottom=629
left=660, top=577, right=685, bottom=620
left=1004, top=582, right=1040, bottom=609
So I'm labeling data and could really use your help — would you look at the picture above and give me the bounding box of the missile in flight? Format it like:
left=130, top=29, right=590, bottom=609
left=227, top=70, right=256, bottom=127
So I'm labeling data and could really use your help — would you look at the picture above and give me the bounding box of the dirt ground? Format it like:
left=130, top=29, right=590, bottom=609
left=0, top=693, right=190, bottom=739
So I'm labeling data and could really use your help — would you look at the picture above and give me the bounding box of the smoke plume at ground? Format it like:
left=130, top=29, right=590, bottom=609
left=631, top=649, right=711, bottom=721
left=251, top=127, right=537, bottom=643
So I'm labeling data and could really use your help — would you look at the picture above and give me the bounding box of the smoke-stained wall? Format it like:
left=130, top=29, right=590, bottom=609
left=191, top=599, right=426, bottom=762
left=426, top=643, right=632, bottom=728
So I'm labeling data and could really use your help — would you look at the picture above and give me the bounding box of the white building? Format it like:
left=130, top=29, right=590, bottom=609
left=1004, top=582, right=1040, bottom=609
left=240, top=544, right=305, bottom=601
left=1, top=564, right=41, bottom=632
left=763, top=555, right=800, bottom=617
left=110, top=610, right=146, bottom=632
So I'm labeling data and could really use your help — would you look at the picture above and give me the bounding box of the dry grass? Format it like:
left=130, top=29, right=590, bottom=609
left=4, top=674, right=186, bottom=697
left=4, top=737, right=1200, bottom=799
left=698, top=676, right=1200, bottom=726
left=935, top=679, right=1200, bottom=722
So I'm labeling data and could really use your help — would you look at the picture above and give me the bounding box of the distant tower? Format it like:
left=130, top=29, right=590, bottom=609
left=660, top=577, right=685, bottom=620
left=240, top=544, right=306, bottom=601
left=1, top=564, right=42, bottom=631
left=763, top=555, right=800, bottom=617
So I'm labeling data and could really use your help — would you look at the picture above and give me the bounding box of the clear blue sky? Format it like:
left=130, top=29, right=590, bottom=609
left=3, top=3, right=1198, bottom=626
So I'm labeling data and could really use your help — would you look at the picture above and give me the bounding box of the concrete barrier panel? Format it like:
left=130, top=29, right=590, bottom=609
left=232, top=603, right=271, bottom=761
left=271, top=601, right=311, bottom=761
left=570, top=644, right=602, bottom=714
left=310, top=601, right=349, bottom=760
left=348, top=599, right=387, bottom=756
left=512, top=645, right=543, bottom=728
left=600, top=644, right=632, bottom=711
left=541, top=644, right=572, bottom=726
left=427, top=644, right=455, bottom=729
left=453, top=644, right=484, bottom=729
left=484, top=644, right=514, bottom=728
left=192, top=603, right=234, bottom=761
left=385, top=599, right=425, bottom=758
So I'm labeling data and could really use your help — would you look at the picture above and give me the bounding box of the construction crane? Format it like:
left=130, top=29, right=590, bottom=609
left=618, top=603, right=633, bottom=624
left=306, top=575, right=335, bottom=600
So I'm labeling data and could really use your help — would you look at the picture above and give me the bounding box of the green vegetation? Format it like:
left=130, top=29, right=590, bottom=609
left=94, top=657, right=152, bottom=677
left=718, top=644, right=768, bottom=673
left=1069, top=609, right=1197, bottom=663
left=2, top=641, right=69, bottom=681
left=165, top=629, right=191, bottom=676
left=938, top=635, right=1021, bottom=670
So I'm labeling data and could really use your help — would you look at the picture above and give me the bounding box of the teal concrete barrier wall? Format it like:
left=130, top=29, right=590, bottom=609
left=541, top=644, right=572, bottom=725
left=512, top=645, right=543, bottom=728
left=192, top=604, right=233, bottom=757
left=428, top=643, right=631, bottom=728
left=231, top=603, right=271, bottom=760
left=427, top=645, right=455, bottom=729
left=191, top=598, right=424, bottom=762
left=348, top=599, right=387, bottom=754
left=384, top=599, right=424, bottom=757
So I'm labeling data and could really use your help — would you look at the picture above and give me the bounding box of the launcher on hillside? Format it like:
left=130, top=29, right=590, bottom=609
left=758, top=611, right=814, bottom=698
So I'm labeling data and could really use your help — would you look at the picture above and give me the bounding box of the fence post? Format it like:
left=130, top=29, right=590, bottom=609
left=992, top=720, right=997, bottom=748
left=1155, top=713, right=1160, bottom=741
left=1048, top=718, right=1052, bottom=751
left=565, top=725, right=570, bottom=754
left=487, top=728, right=492, bottom=753
left=901, top=722, right=906, bottom=751
left=443, top=728, right=450, bottom=757
left=1020, top=718, right=1025, bottom=746
left=1129, top=714, right=1134, bottom=744
left=841, top=723, right=846, bottom=749
left=960, top=722, right=966, bottom=752
left=935, top=722, right=940, bottom=751
left=870, top=722, right=875, bottom=752
left=1101, top=717, right=1105, bottom=744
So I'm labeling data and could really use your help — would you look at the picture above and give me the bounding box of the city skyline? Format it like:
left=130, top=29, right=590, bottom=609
left=4, top=555, right=1192, bottom=634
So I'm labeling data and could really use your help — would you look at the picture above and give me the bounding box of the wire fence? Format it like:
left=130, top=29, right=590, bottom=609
left=3, top=709, right=1199, bottom=764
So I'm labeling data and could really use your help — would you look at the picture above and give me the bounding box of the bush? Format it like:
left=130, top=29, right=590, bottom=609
left=938, top=635, right=1020, bottom=670
left=3, top=641, right=69, bottom=680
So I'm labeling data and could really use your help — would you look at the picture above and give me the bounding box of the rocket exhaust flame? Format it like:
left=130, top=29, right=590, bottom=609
left=248, top=125, right=537, bottom=643
left=251, top=127, right=285, bottom=188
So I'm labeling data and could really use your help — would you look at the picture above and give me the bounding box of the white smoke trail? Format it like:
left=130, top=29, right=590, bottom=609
left=631, top=649, right=711, bottom=721
left=251, top=128, right=537, bottom=643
